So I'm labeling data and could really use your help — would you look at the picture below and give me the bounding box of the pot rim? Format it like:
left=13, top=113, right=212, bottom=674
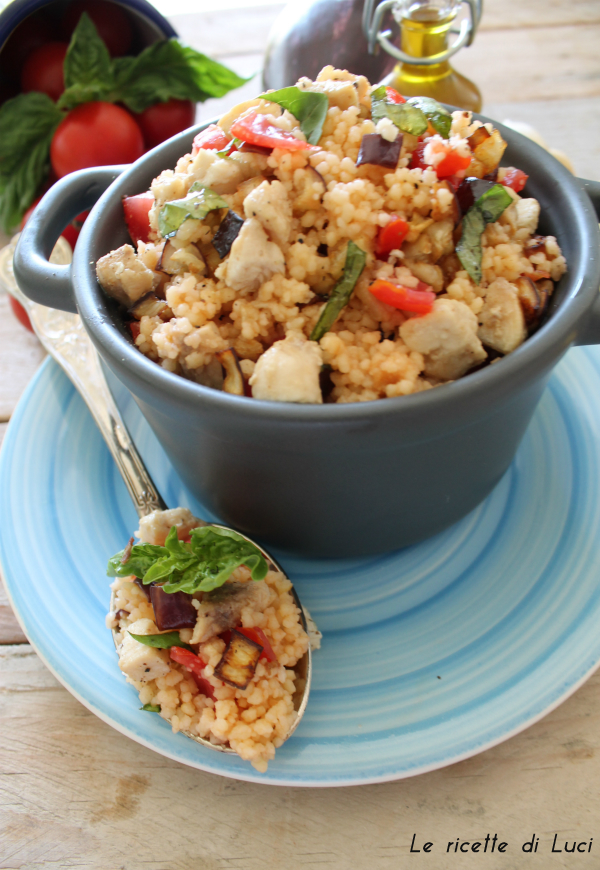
left=73, top=112, right=600, bottom=423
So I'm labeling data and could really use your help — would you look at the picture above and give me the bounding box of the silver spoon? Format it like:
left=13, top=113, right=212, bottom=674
left=1, top=235, right=318, bottom=757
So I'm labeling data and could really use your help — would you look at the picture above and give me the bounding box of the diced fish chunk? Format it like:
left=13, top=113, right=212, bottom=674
left=118, top=618, right=171, bottom=683
left=243, top=180, right=292, bottom=246
left=250, top=333, right=323, bottom=403
left=96, top=244, right=160, bottom=307
left=223, top=217, right=285, bottom=293
left=478, top=277, right=527, bottom=354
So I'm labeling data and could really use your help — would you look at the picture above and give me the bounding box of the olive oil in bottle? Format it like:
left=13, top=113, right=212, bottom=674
left=384, top=0, right=481, bottom=111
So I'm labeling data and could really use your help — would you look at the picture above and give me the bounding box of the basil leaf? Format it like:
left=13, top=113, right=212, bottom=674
left=456, top=184, right=513, bottom=284
left=113, top=41, right=248, bottom=114
left=406, top=96, right=452, bottom=139
left=141, top=704, right=161, bottom=712
left=129, top=630, right=193, bottom=651
left=158, top=182, right=228, bottom=239
left=258, top=87, right=328, bottom=145
left=310, top=241, right=367, bottom=341
left=0, top=93, right=62, bottom=232
left=107, top=542, right=167, bottom=578
left=58, top=13, right=113, bottom=110
left=371, top=86, right=428, bottom=136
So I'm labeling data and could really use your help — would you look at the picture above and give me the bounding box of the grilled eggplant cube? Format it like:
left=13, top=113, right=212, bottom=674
left=215, top=629, right=263, bottom=689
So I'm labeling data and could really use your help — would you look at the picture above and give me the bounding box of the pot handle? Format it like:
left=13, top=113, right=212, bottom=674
left=575, top=177, right=600, bottom=346
left=13, top=165, right=126, bottom=314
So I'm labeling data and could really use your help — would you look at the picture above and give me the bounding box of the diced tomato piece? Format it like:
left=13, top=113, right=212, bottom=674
left=502, top=167, right=528, bottom=193
left=170, top=646, right=207, bottom=672
left=219, top=629, right=232, bottom=646
left=191, top=672, right=217, bottom=700
left=230, top=111, right=312, bottom=152
left=369, top=279, right=436, bottom=314
left=409, top=142, right=427, bottom=170
left=9, top=296, right=33, bottom=332
left=376, top=217, right=410, bottom=258
left=435, top=150, right=472, bottom=179
left=385, top=86, right=406, bottom=104
left=122, top=193, right=153, bottom=245
left=129, top=321, right=141, bottom=341
left=236, top=626, right=278, bottom=662
left=192, top=124, right=232, bottom=154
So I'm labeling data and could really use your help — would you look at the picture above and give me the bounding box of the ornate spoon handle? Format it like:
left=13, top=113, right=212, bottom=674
left=1, top=238, right=166, bottom=517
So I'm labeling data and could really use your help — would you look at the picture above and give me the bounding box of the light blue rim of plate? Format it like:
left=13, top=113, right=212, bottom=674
left=2, top=348, right=600, bottom=787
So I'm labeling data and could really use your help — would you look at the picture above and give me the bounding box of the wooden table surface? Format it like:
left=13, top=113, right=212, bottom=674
left=2, top=1, right=600, bottom=866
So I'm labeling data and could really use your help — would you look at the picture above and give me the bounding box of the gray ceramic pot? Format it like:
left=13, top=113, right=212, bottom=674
left=13, top=120, right=600, bottom=557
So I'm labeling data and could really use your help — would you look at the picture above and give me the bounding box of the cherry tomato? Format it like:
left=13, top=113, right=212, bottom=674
left=0, top=12, right=57, bottom=79
left=9, top=296, right=33, bottom=332
left=134, top=99, right=196, bottom=149
left=123, top=194, right=153, bottom=245
left=50, top=102, right=144, bottom=178
left=192, top=124, right=232, bottom=154
left=385, top=86, right=406, bottom=104
left=230, top=111, right=312, bottom=152
left=376, top=217, right=410, bottom=258
left=62, top=0, right=132, bottom=57
left=501, top=167, right=528, bottom=193
left=435, top=150, right=472, bottom=179
left=21, top=42, right=68, bottom=102
left=369, top=279, right=435, bottom=314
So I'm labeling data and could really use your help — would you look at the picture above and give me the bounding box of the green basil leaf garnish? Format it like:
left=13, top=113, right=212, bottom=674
left=310, top=240, right=367, bottom=341
left=406, top=96, right=452, bottom=139
left=108, top=525, right=269, bottom=595
left=258, top=87, right=328, bottom=145
left=158, top=182, right=228, bottom=239
left=0, top=92, right=62, bottom=232
left=456, top=184, right=514, bottom=284
left=58, top=13, right=113, bottom=110
left=141, top=703, right=161, bottom=712
left=129, top=630, right=193, bottom=651
left=370, top=86, right=428, bottom=137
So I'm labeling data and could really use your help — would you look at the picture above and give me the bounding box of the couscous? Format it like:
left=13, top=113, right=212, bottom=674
left=96, top=67, right=566, bottom=403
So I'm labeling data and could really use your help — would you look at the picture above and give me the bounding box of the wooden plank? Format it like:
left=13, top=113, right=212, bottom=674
left=0, top=294, right=46, bottom=423
left=169, top=4, right=283, bottom=57
left=480, top=0, right=600, bottom=30
left=1, top=642, right=600, bottom=866
left=0, top=425, right=28, bottom=645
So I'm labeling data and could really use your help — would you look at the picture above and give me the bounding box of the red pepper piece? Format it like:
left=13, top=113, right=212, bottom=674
left=122, top=193, right=153, bottom=245
left=230, top=110, right=312, bottom=152
left=435, top=150, right=472, bottom=179
left=501, top=167, right=528, bottom=193
left=369, top=279, right=436, bottom=314
left=409, top=142, right=427, bottom=170
left=192, top=124, right=232, bottom=154
left=376, top=216, right=410, bottom=258
left=385, top=86, right=406, bottom=104
left=170, top=646, right=216, bottom=699
left=236, top=626, right=278, bottom=662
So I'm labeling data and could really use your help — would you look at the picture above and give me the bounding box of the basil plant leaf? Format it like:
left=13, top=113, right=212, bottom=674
left=113, top=41, right=249, bottom=113
left=370, top=86, right=428, bottom=137
left=406, top=96, right=452, bottom=139
left=456, top=184, right=513, bottom=284
left=158, top=182, right=228, bottom=239
left=129, top=630, right=193, bottom=651
left=258, top=86, right=328, bottom=145
left=0, top=93, right=62, bottom=231
left=107, top=542, right=167, bottom=578
left=310, top=240, right=367, bottom=341
left=141, top=704, right=161, bottom=712
left=58, top=13, right=114, bottom=110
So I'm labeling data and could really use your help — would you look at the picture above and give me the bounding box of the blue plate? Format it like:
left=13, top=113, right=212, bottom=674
left=2, top=350, right=600, bottom=786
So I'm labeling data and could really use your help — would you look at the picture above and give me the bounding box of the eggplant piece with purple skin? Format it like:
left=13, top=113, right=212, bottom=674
left=356, top=133, right=402, bottom=169
left=214, top=629, right=263, bottom=689
left=212, top=211, right=245, bottom=258
left=455, top=177, right=499, bottom=216
left=149, top=585, right=197, bottom=631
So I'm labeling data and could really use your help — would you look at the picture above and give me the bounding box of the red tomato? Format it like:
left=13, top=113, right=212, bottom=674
left=501, top=167, right=528, bottom=193
left=21, top=42, right=68, bottom=101
left=192, top=124, right=232, bottom=154
left=134, top=99, right=196, bottom=149
left=236, top=627, right=277, bottom=662
left=169, top=646, right=215, bottom=698
left=20, top=197, right=42, bottom=230
left=0, top=13, right=56, bottom=78
left=409, top=142, right=427, bottom=170
left=62, top=0, right=132, bottom=57
left=123, top=193, right=153, bottom=245
left=9, top=296, right=33, bottom=332
left=369, top=279, right=435, bottom=314
left=230, top=111, right=312, bottom=152
left=385, top=86, right=406, bottom=104
left=50, top=102, right=144, bottom=178
left=21, top=197, right=88, bottom=250
left=435, top=150, right=472, bottom=179
left=376, top=217, right=410, bottom=258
